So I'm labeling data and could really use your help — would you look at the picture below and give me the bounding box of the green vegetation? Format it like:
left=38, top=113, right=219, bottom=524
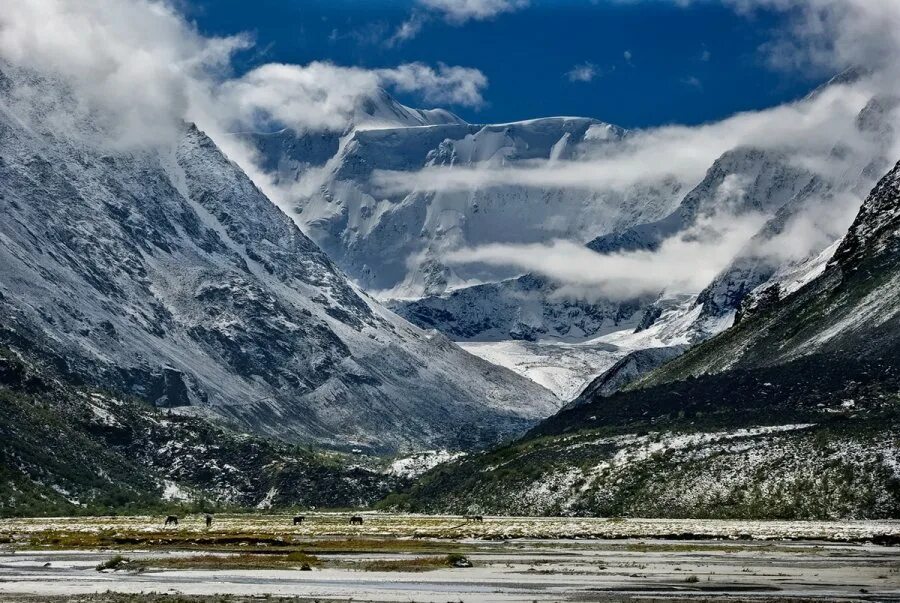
left=142, top=552, right=320, bottom=570
left=0, top=346, right=403, bottom=518
left=96, top=555, right=135, bottom=572
left=394, top=417, right=900, bottom=519
left=361, top=555, right=446, bottom=572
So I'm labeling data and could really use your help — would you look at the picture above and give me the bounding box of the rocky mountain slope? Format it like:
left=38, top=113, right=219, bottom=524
left=0, top=67, right=557, bottom=455
left=390, top=160, right=900, bottom=518
left=391, top=274, right=649, bottom=343
left=0, top=345, right=403, bottom=517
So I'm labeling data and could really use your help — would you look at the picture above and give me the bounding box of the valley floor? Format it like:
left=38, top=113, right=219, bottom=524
left=1, top=515, right=898, bottom=602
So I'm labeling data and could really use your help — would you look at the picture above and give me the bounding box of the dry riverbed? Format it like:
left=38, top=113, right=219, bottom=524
left=0, top=514, right=898, bottom=602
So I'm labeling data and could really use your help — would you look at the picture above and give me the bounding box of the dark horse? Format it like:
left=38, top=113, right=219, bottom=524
left=465, top=515, right=484, bottom=523
left=349, top=515, right=364, bottom=525
left=205, top=514, right=213, bottom=528
left=293, top=515, right=305, bottom=525
left=164, top=515, right=179, bottom=526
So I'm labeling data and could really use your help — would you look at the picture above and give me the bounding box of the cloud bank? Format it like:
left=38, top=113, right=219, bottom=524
left=0, top=0, right=488, bottom=147
left=221, top=61, right=486, bottom=134
left=372, top=81, right=876, bottom=195
left=567, top=62, right=599, bottom=83
left=446, top=211, right=770, bottom=300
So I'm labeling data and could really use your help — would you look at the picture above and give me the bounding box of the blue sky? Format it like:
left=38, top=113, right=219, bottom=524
left=185, top=0, right=825, bottom=129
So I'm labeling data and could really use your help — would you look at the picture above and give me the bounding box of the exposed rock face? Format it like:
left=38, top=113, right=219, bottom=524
left=0, top=69, right=557, bottom=454
left=391, top=274, right=648, bottom=343
left=562, top=345, right=688, bottom=408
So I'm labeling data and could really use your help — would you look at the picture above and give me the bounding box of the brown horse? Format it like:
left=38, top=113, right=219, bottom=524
left=349, top=515, right=364, bottom=525
left=205, top=514, right=212, bottom=528
left=164, top=515, right=178, bottom=526
left=293, top=515, right=305, bottom=525
left=465, top=515, right=484, bottom=523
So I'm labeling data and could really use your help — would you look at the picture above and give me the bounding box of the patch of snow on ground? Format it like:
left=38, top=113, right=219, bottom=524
left=162, top=481, right=192, bottom=502
left=388, top=450, right=466, bottom=479
left=256, top=487, right=278, bottom=510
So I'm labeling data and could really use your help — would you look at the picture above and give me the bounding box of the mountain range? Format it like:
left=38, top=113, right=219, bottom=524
left=2, top=59, right=899, bottom=521
left=393, top=158, right=900, bottom=518
left=0, top=66, right=556, bottom=457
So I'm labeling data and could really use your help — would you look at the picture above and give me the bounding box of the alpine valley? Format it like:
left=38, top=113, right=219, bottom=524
left=2, top=38, right=900, bottom=521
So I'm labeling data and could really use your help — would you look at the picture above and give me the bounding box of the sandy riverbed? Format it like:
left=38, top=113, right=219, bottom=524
left=1, top=515, right=898, bottom=601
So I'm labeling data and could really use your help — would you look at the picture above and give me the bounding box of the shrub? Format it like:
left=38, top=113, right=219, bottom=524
left=96, top=555, right=130, bottom=572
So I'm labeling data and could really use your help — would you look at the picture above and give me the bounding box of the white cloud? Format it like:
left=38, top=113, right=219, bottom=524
left=371, top=81, right=875, bottom=196
left=727, top=0, right=900, bottom=77
left=221, top=61, right=486, bottom=134
left=0, top=0, right=248, bottom=148
left=0, top=0, right=488, bottom=147
left=389, top=0, right=528, bottom=45
left=388, top=13, right=428, bottom=47
left=382, top=63, right=487, bottom=108
left=419, top=0, right=529, bottom=23
left=567, top=62, right=599, bottom=83
left=681, top=75, right=703, bottom=89
left=445, top=210, right=770, bottom=300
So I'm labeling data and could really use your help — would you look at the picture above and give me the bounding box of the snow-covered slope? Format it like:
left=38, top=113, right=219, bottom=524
left=248, top=100, right=686, bottom=298
left=0, top=68, right=557, bottom=454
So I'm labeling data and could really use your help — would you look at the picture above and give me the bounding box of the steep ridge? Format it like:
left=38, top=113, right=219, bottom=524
left=0, top=68, right=557, bottom=454
left=642, top=157, right=900, bottom=383
left=692, top=96, right=898, bottom=325
left=391, top=160, right=900, bottom=517
left=560, top=345, right=688, bottom=409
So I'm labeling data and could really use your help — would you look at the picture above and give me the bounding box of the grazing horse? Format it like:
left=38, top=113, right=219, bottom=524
left=465, top=515, right=484, bottom=523
left=164, top=515, right=179, bottom=526
left=293, top=515, right=305, bottom=525
left=349, top=515, right=364, bottom=525
left=205, top=514, right=213, bottom=528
